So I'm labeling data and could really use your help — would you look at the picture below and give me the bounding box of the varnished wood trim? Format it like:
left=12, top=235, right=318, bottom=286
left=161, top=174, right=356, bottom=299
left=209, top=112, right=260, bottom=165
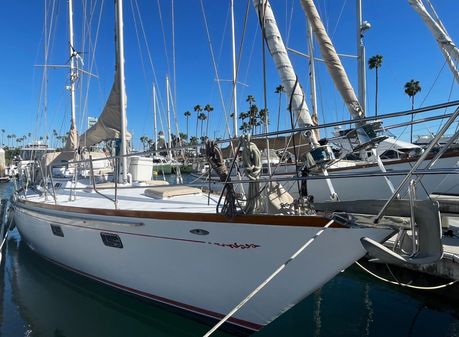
left=17, top=199, right=343, bottom=228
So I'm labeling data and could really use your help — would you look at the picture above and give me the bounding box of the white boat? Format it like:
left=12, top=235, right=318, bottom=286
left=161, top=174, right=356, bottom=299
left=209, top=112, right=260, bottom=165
left=14, top=184, right=395, bottom=331
left=11, top=0, right=439, bottom=334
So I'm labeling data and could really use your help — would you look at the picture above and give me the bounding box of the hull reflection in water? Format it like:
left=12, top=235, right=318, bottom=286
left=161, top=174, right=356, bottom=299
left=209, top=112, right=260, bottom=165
left=4, top=232, right=232, bottom=337
left=3, top=229, right=459, bottom=337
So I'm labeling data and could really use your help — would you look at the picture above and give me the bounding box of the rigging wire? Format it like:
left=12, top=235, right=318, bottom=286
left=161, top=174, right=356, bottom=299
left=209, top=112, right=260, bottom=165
left=203, top=218, right=335, bottom=337
left=419, top=59, right=447, bottom=108
left=239, top=20, right=259, bottom=106
left=130, top=0, right=152, bottom=137
left=156, top=0, right=171, bottom=77
left=79, top=0, right=104, bottom=139
left=380, top=59, right=448, bottom=156
left=131, top=0, right=167, bottom=137
left=227, top=0, right=251, bottom=139
left=285, top=0, right=295, bottom=47
left=331, top=0, right=348, bottom=38
left=36, top=0, right=59, bottom=143
left=436, top=67, right=458, bottom=135
left=199, top=0, right=232, bottom=139
left=79, top=0, right=105, bottom=145
left=206, top=2, right=231, bottom=138
left=171, top=0, right=177, bottom=114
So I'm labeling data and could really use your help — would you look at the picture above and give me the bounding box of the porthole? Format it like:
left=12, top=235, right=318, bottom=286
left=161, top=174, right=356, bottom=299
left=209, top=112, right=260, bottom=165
left=189, top=229, right=209, bottom=236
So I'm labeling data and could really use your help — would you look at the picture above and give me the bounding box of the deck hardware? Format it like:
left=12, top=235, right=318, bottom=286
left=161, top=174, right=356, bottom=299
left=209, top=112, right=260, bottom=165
left=50, top=224, right=64, bottom=237
left=100, top=232, right=123, bottom=248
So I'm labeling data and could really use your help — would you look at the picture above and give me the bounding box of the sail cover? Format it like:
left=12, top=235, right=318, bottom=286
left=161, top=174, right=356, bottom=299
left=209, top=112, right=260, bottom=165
left=47, top=112, right=79, bottom=168
left=253, top=0, right=319, bottom=145
left=409, top=0, right=459, bottom=83
left=79, top=69, right=131, bottom=147
left=300, top=0, right=364, bottom=120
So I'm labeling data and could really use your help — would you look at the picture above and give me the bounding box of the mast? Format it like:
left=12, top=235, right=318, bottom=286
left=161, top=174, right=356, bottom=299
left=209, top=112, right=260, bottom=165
left=231, top=0, right=238, bottom=137
left=356, top=0, right=369, bottom=113
left=62, top=0, right=79, bottom=152
left=252, top=0, right=318, bottom=146
left=307, top=20, right=319, bottom=140
left=166, top=76, right=172, bottom=158
left=300, top=0, right=364, bottom=122
left=409, top=0, right=459, bottom=83
left=115, top=0, right=128, bottom=183
left=67, top=0, right=77, bottom=133
left=153, top=84, right=158, bottom=151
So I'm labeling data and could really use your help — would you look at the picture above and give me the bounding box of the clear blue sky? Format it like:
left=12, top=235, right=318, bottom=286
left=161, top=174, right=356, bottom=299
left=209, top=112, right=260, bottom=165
left=0, top=0, right=458, bottom=149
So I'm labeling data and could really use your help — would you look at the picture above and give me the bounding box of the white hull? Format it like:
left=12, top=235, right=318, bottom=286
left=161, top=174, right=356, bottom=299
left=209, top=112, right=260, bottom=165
left=14, top=197, right=392, bottom=331
left=306, top=155, right=459, bottom=202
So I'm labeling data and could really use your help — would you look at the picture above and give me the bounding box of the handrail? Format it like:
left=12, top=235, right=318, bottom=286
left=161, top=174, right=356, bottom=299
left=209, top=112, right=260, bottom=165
left=48, top=164, right=57, bottom=204
left=89, top=155, right=117, bottom=209
left=375, top=106, right=459, bottom=223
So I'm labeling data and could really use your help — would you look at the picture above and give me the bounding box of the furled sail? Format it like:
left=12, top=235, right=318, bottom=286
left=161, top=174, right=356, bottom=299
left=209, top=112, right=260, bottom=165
left=65, top=122, right=78, bottom=150
left=300, top=0, right=364, bottom=121
left=252, top=0, right=319, bottom=145
left=409, top=0, right=459, bottom=83
left=79, top=69, right=131, bottom=147
left=49, top=122, right=79, bottom=166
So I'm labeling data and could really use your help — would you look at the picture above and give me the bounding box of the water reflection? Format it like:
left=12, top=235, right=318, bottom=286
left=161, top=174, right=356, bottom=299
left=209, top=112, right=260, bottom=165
left=3, top=233, right=231, bottom=337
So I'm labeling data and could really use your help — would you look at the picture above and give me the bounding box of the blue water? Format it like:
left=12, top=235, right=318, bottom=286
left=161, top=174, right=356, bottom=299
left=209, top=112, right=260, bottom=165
left=1, top=181, right=458, bottom=337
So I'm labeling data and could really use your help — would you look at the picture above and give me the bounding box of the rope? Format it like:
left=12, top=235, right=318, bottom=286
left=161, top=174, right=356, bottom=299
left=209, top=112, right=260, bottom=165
left=203, top=218, right=334, bottom=337
left=355, top=261, right=458, bottom=290
left=205, top=140, right=237, bottom=217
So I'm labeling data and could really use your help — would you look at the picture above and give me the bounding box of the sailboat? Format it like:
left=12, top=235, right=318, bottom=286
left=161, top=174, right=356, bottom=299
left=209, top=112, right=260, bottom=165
left=11, top=0, right=442, bottom=333
left=273, top=0, right=459, bottom=202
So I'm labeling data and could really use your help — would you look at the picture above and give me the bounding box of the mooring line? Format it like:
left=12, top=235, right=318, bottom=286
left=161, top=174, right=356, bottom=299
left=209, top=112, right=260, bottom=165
left=203, top=218, right=334, bottom=337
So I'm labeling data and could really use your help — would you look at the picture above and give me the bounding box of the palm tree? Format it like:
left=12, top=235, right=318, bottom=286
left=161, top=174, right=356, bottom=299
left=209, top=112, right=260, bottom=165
left=259, top=108, right=268, bottom=126
left=248, top=104, right=259, bottom=135
left=368, top=54, right=383, bottom=116
left=140, top=135, right=148, bottom=151
left=53, top=129, right=58, bottom=147
left=179, top=132, right=188, bottom=143
left=184, top=111, right=191, bottom=140
left=404, top=79, right=422, bottom=143
left=203, top=104, right=214, bottom=136
left=198, top=112, right=207, bottom=139
left=246, top=95, right=255, bottom=107
left=194, top=105, right=202, bottom=138
left=275, top=85, right=284, bottom=131
left=7, top=134, right=11, bottom=147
